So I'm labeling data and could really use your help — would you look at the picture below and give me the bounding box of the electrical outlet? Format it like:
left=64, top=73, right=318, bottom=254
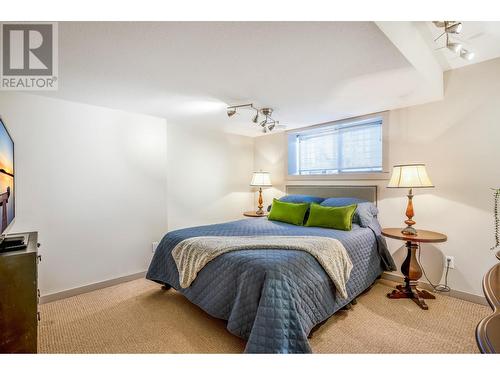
left=445, top=255, right=455, bottom=269
left=152, top=241, right=159, bottom=253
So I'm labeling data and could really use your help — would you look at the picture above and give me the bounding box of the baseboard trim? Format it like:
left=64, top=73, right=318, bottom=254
left=40, top=271, right=147, bottom=304
left=381, top=272, right=487, bottom=306
left=40, top=271, right=487, bottom=306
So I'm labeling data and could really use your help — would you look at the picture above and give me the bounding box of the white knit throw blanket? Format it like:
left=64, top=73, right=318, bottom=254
left=171, top=236, right=353, bottom=298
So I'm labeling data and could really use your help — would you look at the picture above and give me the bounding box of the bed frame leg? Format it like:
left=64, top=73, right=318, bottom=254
left=161, top=283, right=172, bottom=291
left=342, top=302, right=353, bottom=310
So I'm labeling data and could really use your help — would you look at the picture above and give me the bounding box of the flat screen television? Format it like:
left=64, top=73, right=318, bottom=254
left=0, top=118, right=14, bottom=234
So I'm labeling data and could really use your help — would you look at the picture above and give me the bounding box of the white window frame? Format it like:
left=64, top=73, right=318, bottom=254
left=286, top=111, right=390, bottom=181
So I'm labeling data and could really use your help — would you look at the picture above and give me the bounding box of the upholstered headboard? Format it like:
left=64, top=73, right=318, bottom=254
left=285, top=185, right=378, bottom=205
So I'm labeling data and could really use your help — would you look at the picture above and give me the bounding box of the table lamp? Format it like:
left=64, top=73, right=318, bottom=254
left=250, top=171, right=272, bottom=215
left=387, top=164, right=434, bottom=235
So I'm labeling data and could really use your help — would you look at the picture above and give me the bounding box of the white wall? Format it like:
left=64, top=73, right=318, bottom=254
left=253, top=132, right=287, bottom=207
left=166, top=123, right=254, bottom=230
left=0, top=93, right=168, bottom=296
left=254, top=57, right=500, bottom=297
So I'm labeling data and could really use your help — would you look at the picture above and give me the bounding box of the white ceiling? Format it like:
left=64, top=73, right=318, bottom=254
left=419, top=21, right=500, bottom=71
left=31, top=21, right=472, bottom=136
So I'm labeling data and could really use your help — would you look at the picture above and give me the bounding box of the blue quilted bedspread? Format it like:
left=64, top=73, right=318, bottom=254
left=146, top=218, right=395, bottom=353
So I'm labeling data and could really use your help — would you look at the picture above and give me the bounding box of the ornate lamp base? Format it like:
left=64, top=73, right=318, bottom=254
left=401, top=226, right=417, bottom=236
left=255, top=187, right=264, bottom=215
left=401, top=188, right=418, bottom=235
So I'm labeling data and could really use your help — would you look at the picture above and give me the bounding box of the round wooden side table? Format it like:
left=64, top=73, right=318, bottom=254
left=381, top=228, right=447, bottom=310
left=243, top=211, right=268, bottom=218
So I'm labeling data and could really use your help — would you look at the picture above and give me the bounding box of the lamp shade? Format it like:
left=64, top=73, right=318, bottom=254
left=387, top=164, right=434, bottom=188
left=250, top=171, right=272, bottom=187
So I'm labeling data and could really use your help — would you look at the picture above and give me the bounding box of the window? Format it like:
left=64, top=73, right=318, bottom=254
left=287, top=115, right=385, bottom=176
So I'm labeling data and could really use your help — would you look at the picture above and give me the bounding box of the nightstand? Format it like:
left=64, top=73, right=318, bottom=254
left=243, top=211, right=268, bottom=218
left=381, top=228, right=447, bottom=310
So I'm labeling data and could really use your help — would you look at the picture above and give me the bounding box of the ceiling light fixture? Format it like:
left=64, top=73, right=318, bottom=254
left=445, top=22, right=463, bottom=34
left=252, top=112, right=259, bottom=123
left=447, top=42, right=462, bottom=54
left=432, top=21, right=474, bottom=62
left=227, top=104, right=282, bottom=133
left=460, top=49, right=475, bottom=61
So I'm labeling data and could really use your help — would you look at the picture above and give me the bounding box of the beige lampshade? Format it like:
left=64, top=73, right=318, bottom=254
left=387, top=164, right=434, bottom=188
left=250, top=171, right=272, bottom=187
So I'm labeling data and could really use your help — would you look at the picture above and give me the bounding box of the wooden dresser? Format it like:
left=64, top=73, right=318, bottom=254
left=476, top=251, right=500, bottom=354
left=0, top=232, right=39, bottom=353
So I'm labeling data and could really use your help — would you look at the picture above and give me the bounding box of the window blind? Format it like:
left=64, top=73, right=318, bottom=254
left=295, top=120, right=382, bottom=175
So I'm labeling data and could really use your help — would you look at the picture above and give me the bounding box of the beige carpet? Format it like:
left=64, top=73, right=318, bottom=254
left=39, top=278, right=489, bottom=353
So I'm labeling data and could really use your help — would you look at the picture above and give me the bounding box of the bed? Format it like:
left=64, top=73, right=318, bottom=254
left=146, top=185, right=395, bottom=353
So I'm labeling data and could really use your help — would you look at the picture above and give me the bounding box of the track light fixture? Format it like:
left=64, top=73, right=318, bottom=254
left=460, top=49, right=475, bottom=61
left=445, top=21, right=463, bottom=34
left=226, top=103, right=282, bottom=133
left=447, top=42, right=462, bottom=54
left=433, top=21, right=474, bottom=61
left=252, top=112, right=259, bottom=123
left=433, top=21, right=463, bottom=35
left=445, top=22, right=463, bottom=34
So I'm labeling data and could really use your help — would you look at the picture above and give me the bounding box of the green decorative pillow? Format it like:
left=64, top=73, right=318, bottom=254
left=305, top=203, right=357, bottom=231
left=267, top=198, right=309, bottom=226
